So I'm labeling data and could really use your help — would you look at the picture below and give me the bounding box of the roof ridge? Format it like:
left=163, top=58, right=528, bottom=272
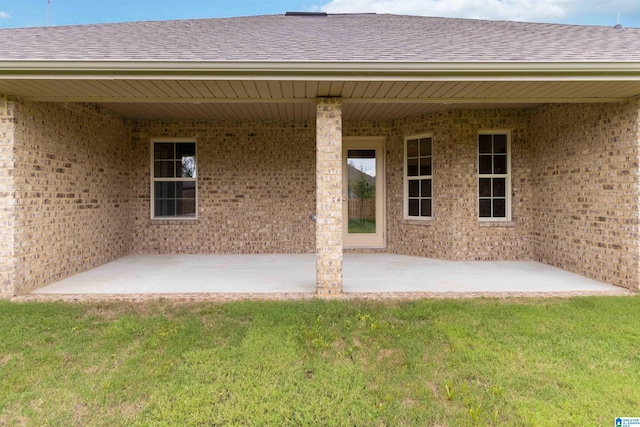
left=0, top=13, right=637, bottom=32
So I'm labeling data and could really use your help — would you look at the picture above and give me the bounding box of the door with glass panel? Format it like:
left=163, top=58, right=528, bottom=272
left=342, top=137, right=386, bottom=248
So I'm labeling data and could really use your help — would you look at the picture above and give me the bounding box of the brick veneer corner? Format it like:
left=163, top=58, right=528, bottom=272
left=530, top=100, right=640, bottom=290
left=0, top=96, right=16, bottom=297
left=11, top=100, right=132, bottom=295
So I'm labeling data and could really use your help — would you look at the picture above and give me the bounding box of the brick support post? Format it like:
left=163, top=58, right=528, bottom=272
left=0, top=96, right=16, bottom=298
left=315, top=98, right=343, bottom=296
left=634, top=96, right=640, bottom=291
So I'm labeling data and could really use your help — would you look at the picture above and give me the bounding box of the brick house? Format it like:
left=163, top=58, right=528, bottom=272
left=1, top=13, right=639, bottom=297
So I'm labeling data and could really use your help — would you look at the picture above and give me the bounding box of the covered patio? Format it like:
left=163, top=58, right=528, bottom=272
left=19, top=254, right=628, bottom=301
left=1, top=14, right=639, bottom=299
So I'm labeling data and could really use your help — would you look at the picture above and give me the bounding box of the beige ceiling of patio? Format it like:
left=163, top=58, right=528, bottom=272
left=1, top=78, right=638, bottom=121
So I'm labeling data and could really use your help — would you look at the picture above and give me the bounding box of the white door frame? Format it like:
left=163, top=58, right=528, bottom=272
left=342, top=136, right=386, bottom=249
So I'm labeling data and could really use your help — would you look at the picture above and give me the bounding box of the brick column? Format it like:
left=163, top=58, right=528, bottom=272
left=315, top=98, right=343, bottom=296
left=0, top=96, right=16, bottom=298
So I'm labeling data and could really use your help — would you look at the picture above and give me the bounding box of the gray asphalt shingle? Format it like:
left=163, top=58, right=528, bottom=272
left=0, top=13, right=638, bottom=62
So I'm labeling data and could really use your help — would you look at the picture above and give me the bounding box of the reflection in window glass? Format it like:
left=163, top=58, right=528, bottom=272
left=407, top=159, right=419, bottom=177
left=405, top=136, right=433, bottom=218
left=479, top=155, right=493, bottom=174
left=152, top=141, right=197, bottom=219
left=479, top=178, right=492, bottom=197
left=407, top=140, right=418, bottom=157
left=347, top=149, right=377, bottom=234
left=494, top=134, right=507, bottom=153
left=493, top=178, right=506, bottom=197
left=409, top=180, right=419, bottom=197
left=494, top=155, right=507, bottom=174
left=479, top=199, right=492, bottom=217
left=179, top=156, right=196, bottom=178
left=420, top=179, right=431, bottom=198
left=478, top=133, right=509, bottom=220
left=419, top=157, right=432, bottom=176
left=154, top=143, right=173, bottom=159
left=408, top=199, right=419, bottom=217
left=154, top=161, right=174, bottom=178
left=479, top=134, right=493, bottom=153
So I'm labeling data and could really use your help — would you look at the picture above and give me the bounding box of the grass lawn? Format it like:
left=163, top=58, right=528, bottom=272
left=348, top=219, right=376, bottom=234
left=1, top=297, right=639, bottom=426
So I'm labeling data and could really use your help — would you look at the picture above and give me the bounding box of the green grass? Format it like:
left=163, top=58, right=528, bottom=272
left=348, top=219, right=376, bottom=233
left=1, top=297, right=640, bottom=426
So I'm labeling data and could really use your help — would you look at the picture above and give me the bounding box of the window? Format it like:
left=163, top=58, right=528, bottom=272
left=151, top=140, right=197, bottom=219
left=478, top=132, right=510, bottom=220
left=404, top=135, right=432, bottom=219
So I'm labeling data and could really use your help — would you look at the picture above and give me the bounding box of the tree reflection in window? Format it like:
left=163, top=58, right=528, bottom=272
left=152, top=141, right=197, bottom=219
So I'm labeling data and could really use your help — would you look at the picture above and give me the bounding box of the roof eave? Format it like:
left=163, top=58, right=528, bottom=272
left=1, top=60, right=640, bottom=81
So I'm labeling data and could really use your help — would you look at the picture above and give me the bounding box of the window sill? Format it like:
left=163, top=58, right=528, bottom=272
left=479, top=220, right=515, bottom=227
left=149, top=217, right=198, bottom=224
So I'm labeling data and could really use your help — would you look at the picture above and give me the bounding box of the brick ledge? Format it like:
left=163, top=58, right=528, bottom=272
left=10, top=289, right=633, bottom=303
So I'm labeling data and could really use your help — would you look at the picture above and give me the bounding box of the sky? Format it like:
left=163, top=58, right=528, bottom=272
left=0, top=0, right=638, bottom=29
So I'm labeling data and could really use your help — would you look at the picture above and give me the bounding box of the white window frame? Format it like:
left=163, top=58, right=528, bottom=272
left=478, top=130, right=511, bottom=222
left=150, top=138, right=198, bottom=220
left=403, top=134, right=433, bottom=220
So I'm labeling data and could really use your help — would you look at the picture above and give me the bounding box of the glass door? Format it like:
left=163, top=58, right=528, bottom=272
left=343, top=138, right=386, bottom=248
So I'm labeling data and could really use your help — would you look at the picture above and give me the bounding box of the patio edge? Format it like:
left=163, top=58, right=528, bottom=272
left=10, top=289, right=633, bottom=303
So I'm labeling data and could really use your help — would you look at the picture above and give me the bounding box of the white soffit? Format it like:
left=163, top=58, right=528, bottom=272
left=0, top=79, right=638, bottom=103
left=0, top=62, right=638, bottom=120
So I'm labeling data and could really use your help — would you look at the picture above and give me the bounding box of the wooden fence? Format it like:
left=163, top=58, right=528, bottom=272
left=348, top=198, right=376, bottom=221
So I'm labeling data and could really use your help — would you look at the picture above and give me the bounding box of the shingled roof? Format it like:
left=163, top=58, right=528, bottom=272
left=1, top=13, right=639, bottom=62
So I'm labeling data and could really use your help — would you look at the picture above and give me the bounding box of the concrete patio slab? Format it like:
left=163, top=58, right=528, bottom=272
left=33, top=254, right=317, bottom=294
left=28, top=253, right=628, bottom=297
left=343, top=254, right=621, bottom=293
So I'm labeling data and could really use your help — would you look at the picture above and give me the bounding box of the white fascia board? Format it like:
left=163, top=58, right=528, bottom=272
left=1, top=60, right=640, bottom=81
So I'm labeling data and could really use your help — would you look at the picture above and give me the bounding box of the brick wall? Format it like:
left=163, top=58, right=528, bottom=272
left=10, top=100, right=131, bottom=294
left=3, top=97, right=639, bottom=295
left=0, top=97, right=16, bottom=297
left=378, top=108, right=533, bottom=261
left=530, top=100, right=640, bottom=289
left=130, top=119, right=317, bottom=254
left=120, top=104, right=640, bottom=291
